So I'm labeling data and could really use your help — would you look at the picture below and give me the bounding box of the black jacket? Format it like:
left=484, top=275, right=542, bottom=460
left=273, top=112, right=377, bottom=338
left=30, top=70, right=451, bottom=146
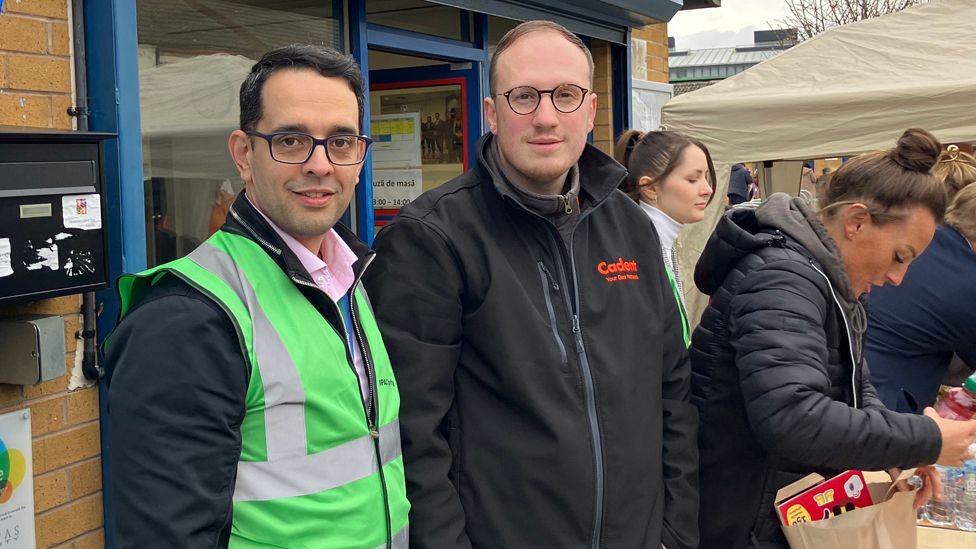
left=727, top=164, right=753, bottom=205
left=105, top=192, right=378, bottom=548
left=363, top=134, right=698, bottom=549
left=690, top=197, right=942, bottom=549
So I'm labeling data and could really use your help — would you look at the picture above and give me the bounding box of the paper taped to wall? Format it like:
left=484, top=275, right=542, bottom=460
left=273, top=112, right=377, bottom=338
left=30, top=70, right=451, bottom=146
left=0, top=238, right=12, bottom=277
left=62, top=194, right=102, bottom=230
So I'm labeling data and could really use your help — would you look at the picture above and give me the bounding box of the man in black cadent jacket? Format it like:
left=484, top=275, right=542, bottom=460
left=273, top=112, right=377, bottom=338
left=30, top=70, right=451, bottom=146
left=363, top=20, right=698, bottom=549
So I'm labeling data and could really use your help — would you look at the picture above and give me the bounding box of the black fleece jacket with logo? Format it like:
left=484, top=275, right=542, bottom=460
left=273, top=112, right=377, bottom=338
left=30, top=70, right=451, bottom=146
left=363, top=134, right=698, bottom=549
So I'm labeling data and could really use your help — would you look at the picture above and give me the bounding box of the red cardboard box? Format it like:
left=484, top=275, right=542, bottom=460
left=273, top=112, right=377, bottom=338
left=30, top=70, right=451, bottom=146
left=777, top=470, right=875, bottom=525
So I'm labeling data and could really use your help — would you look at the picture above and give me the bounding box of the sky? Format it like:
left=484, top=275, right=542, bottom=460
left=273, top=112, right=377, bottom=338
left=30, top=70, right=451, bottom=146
left=667, top=0, right=795, bottom=50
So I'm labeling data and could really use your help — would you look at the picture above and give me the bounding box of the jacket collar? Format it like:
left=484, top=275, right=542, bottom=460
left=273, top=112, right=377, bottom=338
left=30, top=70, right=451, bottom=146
left=221, top=190, right=375, bottom=285
left=473, top=133, right=627, bottom=211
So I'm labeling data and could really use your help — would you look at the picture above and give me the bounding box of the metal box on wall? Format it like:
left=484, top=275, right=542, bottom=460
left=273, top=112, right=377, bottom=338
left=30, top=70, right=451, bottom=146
left=0, top=130, right=115, bottom=304
left=0, top=316, right=66, bottom=385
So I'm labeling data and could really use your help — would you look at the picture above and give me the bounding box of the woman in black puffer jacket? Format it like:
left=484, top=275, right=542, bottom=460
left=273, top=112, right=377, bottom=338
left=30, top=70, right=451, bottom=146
left=690, top=128, right=976, bottom=549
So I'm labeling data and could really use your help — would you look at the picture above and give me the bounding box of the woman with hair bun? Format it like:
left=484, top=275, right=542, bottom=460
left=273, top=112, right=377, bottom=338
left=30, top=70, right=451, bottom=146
left=865, top=144, right=976, bottom=412
left=689, top=128, right=976, bottom=548
left=614, top=130, right=715, bottom=318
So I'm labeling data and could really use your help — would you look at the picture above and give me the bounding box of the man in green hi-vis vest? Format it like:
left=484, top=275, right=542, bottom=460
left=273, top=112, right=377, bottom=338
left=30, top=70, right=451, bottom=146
left=106, top=45, right=409, bottom=548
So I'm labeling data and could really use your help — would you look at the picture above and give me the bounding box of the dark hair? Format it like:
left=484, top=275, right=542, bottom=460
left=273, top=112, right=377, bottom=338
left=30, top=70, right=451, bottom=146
left=614, top=130, right=716, bottom=204
left=821, top=128, right=947, bottom=223
left=489, top=20, right=594, bottom=93
left=239, top=44, right=366, bottom=132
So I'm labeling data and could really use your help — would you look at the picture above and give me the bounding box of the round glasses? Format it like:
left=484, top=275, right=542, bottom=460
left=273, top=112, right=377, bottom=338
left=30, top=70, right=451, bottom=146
left=495, top=84, right=589, bottom=115
left=247, top=131, right=373, bottom=165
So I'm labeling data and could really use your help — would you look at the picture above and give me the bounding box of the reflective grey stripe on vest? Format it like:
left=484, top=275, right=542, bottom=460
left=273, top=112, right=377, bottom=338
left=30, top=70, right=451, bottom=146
left=188, top=243, right=308, bottom=461
left=234, top=418, right=402, bottom=502
left=375, top=524, right=409, bottom=549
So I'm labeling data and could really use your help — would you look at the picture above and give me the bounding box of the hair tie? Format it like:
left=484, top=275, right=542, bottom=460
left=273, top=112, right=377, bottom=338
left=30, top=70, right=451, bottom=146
left=947, top=144, right=961, bottom=161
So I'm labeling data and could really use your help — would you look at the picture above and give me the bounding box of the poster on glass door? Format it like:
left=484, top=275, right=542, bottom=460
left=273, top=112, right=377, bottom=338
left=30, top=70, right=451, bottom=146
left=371, top=113, right=424, bottom=211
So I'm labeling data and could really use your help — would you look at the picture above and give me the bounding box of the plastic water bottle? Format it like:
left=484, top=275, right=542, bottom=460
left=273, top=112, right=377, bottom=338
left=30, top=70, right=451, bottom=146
left=955, top=461, right=976, bottom=531
left=934, top=374, right=976, bottom=420
left=921, top=466, right=955, bottom=526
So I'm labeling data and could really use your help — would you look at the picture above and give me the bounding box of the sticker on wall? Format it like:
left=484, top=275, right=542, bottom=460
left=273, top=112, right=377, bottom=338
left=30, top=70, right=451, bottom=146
left=23, top=241, right=58, bottom=272
left=64, top=249, right=95, bottom=277
left=0, top=409, right=37, bottom=549
left=0, top=239, right=11, bottom=278
left=62, top=194, right=102, bottom=230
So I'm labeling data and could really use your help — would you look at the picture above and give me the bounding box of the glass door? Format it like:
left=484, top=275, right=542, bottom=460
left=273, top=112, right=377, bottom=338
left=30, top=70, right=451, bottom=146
left=368, top=51, right=481, bottom=231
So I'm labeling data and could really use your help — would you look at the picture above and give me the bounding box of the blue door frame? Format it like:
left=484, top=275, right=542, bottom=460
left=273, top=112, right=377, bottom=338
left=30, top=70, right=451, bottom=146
left=83, top=1, right=145, bottom=546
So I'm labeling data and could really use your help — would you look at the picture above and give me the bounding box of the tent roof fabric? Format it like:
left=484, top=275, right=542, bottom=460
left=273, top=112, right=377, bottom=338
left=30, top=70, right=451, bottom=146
left=663, top=0, right=976, bottom=164
left=660, top=0, right=976, bottom=324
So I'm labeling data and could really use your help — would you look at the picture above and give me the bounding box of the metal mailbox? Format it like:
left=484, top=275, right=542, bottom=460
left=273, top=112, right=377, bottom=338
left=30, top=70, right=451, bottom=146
left=0, top=130, right=115, bottom=304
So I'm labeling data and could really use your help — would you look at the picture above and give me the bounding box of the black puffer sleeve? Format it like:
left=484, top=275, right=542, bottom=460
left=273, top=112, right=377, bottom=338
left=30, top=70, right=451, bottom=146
left=728, top=259, right=942, bottom=471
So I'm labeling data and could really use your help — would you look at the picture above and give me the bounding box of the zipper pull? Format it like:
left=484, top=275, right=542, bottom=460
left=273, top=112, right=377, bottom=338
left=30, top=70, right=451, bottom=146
left=539, top=262, right=559, bottom=291
left=563, top=195, right=573, bottom=215
left=571, top=315, right=584, bottom=352
left=369, top=423, right=379, bottom=439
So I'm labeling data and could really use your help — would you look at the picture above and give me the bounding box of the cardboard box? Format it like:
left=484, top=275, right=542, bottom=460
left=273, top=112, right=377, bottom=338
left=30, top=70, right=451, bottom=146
left=777, top=470, right=874, bottom=524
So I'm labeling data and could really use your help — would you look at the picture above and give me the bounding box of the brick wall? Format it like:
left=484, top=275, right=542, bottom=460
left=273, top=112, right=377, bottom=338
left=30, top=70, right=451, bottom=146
left=0, top=2, right=104, bottom=548
left=633, top=23, right=670, bottom=84
left=590, top=39, right=614, bottom=156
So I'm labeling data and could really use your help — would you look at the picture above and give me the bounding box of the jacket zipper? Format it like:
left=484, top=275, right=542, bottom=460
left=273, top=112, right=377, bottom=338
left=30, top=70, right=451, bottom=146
left=537, top=261, right=569, bottom=372
left=500, top=177, right=622, bottom=549
left=347, top=279, right=393, bottom=547
left=807, top=261, right=860, bottom=409
left=229, top=205, right=283, bottom=256
left=232, top=204, right=393, bottom=544
left=548, top=231, right=605, bottom=549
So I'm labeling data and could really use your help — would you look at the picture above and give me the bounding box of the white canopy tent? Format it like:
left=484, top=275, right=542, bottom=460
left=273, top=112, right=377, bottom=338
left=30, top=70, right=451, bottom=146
left=140, top=53, right=255, bottom=180
left=662, top=0, right=976, bottom=324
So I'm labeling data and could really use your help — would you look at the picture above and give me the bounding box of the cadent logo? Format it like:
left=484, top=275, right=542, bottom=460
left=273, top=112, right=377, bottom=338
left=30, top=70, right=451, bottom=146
left=597, top=257, right=640, bottom=283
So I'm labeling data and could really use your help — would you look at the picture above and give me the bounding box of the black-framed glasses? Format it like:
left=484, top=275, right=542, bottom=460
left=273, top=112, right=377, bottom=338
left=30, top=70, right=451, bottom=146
left=246, top=131, right=373, bottom=165
left=494, top=84, right=589, bottom=115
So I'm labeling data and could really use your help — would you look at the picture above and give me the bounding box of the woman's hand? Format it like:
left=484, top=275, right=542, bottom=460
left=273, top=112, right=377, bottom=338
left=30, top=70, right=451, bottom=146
left=889, top=466, right=942, bottom=510
left=924, top=407, right=976, bottom=466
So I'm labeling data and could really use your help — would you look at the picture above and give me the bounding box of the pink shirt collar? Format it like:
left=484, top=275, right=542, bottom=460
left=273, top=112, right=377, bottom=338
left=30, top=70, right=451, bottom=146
left=246, top=193, right=357, bottom=302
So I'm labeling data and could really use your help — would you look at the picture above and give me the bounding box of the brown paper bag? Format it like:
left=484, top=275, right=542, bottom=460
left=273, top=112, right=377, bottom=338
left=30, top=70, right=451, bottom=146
left=776, top=470, right=918, bottom=549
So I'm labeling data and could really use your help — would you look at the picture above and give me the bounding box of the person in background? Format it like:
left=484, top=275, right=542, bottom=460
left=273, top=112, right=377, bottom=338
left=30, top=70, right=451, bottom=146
left=614, top=130, right=716, bottom=320
left=748, top=167, right=761, bottom=200
left=865, top=145, right=976, bottom=412
left=106, top=45, right=409, bottom=547
left=431, top=112, right=444, bottom=158
left=422, top=115, right=435, bottom=159
left=365, top=20, right=698, bottom=549
left=799, top=159, right=817, bottom=197
left=814, top=165, right=833, bottom=201
left=727, top=162, right=753, bottom=205
left=691, top=128, right=976, bottom=548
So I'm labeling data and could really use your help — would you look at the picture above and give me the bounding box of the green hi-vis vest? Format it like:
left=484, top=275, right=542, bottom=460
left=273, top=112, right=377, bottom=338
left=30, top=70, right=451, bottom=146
left=114, top=230, right=409, bottom=548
